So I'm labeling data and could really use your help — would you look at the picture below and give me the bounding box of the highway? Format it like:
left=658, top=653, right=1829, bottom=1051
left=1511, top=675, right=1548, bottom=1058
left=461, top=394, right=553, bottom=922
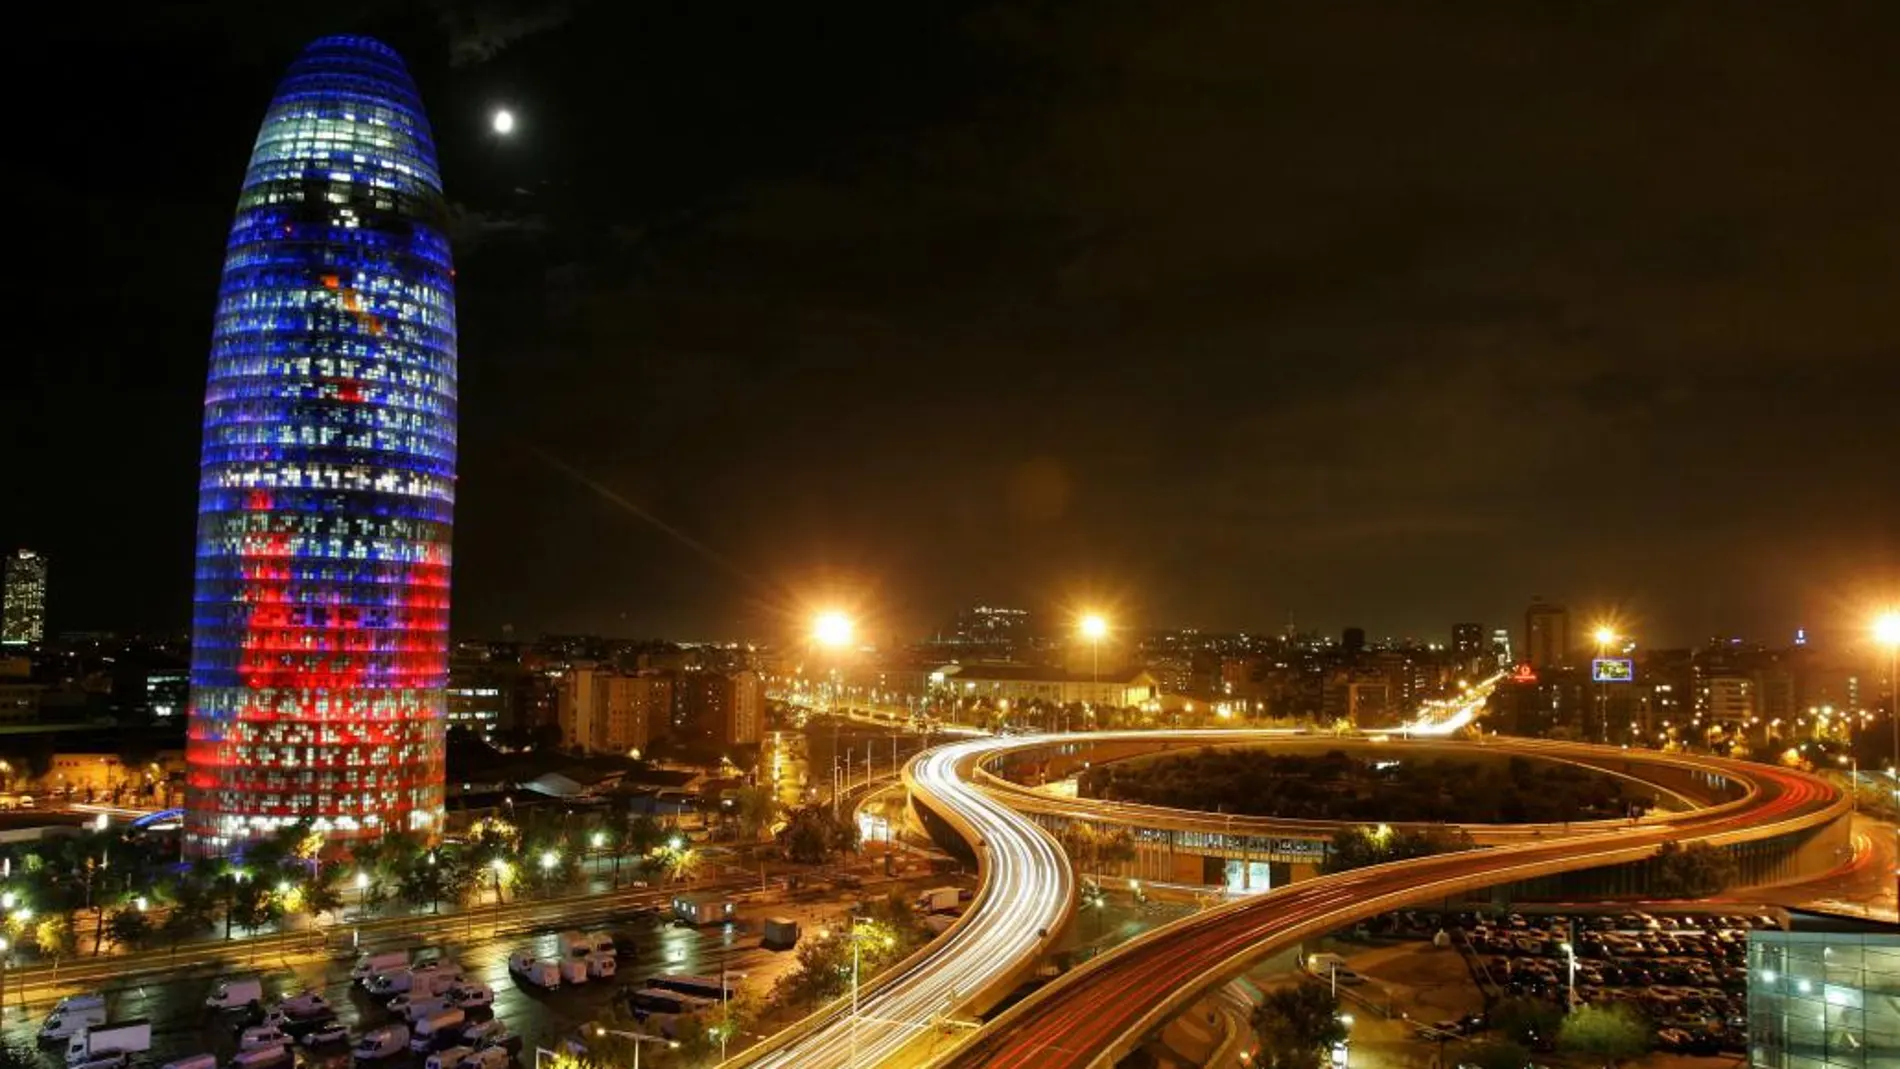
left=934, top=747, right=1845, bottom=1069
left=725, top=735, right=1074, bottom=1069
left=970, top=729, right=1717, bottom=847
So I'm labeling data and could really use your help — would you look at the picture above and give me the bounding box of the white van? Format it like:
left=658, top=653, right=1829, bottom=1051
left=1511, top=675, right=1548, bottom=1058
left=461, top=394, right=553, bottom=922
left=409, top=1010, right=467, bottom=1052
left=40, top=1006, right=108, bottom=1041
left=354, top=1025, right=410, bottom=1061
left=425, top=1046, right=475, bottom=1069
left=352, top=950, right=408, bottom=983
left=225, top=1046, right=290, bottom=1069
left=205, top=977, right=264, bottom=1011
left=1304, top=953, right=1365, bottom=985
left=403, top=997, right=453, bottom=1024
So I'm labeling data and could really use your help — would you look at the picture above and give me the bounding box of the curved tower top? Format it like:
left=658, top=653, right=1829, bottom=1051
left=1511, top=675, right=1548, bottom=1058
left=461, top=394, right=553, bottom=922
left=186, top=35, right=456, bottom=854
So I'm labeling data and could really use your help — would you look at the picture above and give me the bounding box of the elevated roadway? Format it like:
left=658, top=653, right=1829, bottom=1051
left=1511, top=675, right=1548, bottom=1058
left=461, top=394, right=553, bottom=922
left=723, top=736, right=1074, bottom=1069
left=933, top=743, right=1847, bottom=1069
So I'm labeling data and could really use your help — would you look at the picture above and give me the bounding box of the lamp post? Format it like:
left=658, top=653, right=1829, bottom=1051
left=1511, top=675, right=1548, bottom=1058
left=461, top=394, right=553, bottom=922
left=1592, top=627, right=1616, bottom=743
left=1876, top=612, right=1900, bottom=796
left=592, top=1026, right=679, bottom=1069
left=1080, top=614, right=1108, bottom=726
left=1560, top=941, right=1577, bottom=1009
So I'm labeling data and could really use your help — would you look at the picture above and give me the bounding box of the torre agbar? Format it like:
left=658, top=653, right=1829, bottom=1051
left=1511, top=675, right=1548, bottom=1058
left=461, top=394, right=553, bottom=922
left=186, top=36, right=455, bottom=854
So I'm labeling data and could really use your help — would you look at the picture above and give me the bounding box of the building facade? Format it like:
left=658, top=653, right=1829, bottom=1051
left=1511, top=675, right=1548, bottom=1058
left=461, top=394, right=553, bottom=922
left=1525, top=599, right=1570, bottom=669
left=1747, top=924, right=1897, bottom=1069
left=2, top=550, right=46, bottom=645
left=184, top=37, right=456, bottom=853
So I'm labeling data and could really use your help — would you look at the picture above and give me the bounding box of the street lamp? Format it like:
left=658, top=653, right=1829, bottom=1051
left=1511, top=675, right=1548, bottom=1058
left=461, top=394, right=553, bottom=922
left=592, top=1027, right=679, bottom=1069
left=1560, top=941, right=1577, bottom=1009
left=1876, top=612, right=1900, bottom=789
left=1079, top=614, right=1108, bottom=723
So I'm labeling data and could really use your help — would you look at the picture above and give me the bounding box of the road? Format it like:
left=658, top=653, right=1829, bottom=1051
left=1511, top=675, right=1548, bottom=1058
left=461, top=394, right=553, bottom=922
left=724, top=736, right=1074, bottom=1069
left=935, top=751, right=1844, bottom=1069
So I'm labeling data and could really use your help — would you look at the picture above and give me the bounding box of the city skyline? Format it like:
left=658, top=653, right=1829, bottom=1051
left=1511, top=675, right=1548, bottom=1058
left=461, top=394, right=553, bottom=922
left=9, top=2, right=1898, bottom=650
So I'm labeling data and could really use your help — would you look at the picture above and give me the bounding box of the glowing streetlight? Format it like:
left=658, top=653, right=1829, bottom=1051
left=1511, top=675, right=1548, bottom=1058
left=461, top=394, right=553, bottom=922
left=1079, top=613, right=1109, bottom=715
left=491, top=108, right=515, bottom=135
left=1876, top=611, right=1900, bottom=782
left=539, top=850, right=559, bottom=871
left=1593, top=626, right=1617, bottom=649
left=813, top=611, right=854, bottom=648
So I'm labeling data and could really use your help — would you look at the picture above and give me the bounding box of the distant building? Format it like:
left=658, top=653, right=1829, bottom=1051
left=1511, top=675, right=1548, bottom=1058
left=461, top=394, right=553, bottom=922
left=558, top=663, right=673, bottom=755
left=3, top=550, right=47, bottom=645
left=1341, top=627, right=1367, bottom=656
left=675, top=669, right=763, bottom=749
left=1524, top=599, right=1570, bottom=669
left=931, top=663, right=1160, bottom=710
left=1698, top=673, right=1756, bottom=725
left=144, top=669, right=189, bottom=720
left=1490, top=628, right=1513, bottom=670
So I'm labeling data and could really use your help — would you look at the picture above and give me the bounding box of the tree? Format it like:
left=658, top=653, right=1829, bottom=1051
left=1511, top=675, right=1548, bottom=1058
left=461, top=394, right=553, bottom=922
left=733, top=786, right=780, bottom=840
left=105, top=907, right=152, bottom=951
left=778, top=806, right=855, bottom=865
left=1650, top=841, right=1737, bottom=898
left=301, top=866, right=345, bottom=924
left=228, top=880, right=279, bottom=937
left=1558, top=1004, right=1650, bottom=1068
left=1461, top=1038, right=1532, bottom=1069
left=34, top=915, right=77, bottom=963
left=1250, top=984, right=1347, bottom=1069
left=1490, top=997, right=1563, bottom=1050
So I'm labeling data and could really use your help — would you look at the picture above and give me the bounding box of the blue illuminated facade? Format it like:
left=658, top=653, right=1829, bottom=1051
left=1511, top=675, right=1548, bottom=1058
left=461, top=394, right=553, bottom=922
left=186, top=36, right=454, bottom=853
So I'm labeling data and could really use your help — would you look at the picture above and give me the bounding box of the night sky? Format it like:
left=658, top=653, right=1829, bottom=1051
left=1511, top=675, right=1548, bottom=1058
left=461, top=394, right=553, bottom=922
left=10, top=1, right=1898, bottom=646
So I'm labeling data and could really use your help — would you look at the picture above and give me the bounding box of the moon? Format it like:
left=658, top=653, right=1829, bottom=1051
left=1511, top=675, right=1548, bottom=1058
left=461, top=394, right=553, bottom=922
left=491, top=109, right=516, bottom=135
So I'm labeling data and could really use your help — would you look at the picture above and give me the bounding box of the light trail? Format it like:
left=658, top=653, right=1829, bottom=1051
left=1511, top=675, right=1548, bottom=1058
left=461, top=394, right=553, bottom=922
left=729, top=735, right=1075, bottom=1069
left=938, top=747, right=1845, bottom=1069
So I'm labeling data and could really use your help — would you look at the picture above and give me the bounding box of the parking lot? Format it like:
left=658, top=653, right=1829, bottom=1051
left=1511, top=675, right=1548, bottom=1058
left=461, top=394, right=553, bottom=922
left=1355, top=907, right=1771, bottom=1057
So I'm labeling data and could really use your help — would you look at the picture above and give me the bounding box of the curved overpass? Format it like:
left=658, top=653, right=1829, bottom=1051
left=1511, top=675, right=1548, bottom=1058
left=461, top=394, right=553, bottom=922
left=973, top=732, right=1740, bottom=850
left=724, top=736, right=1075, bottom=1069
left=935, top=744, right=1846, bottom=1069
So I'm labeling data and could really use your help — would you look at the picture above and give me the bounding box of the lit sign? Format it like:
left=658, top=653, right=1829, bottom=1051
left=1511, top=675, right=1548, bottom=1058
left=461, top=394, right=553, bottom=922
left=1510, top=663, right=1538, bottom=684
left=1592, top=658, right=1634, bottom=683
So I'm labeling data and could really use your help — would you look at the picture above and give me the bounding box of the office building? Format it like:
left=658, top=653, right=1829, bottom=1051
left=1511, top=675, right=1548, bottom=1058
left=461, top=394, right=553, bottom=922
left=1491, top=628, right=1513, bottom=670
left=3, top=550, right=47, bottom=645
left=1747, top=919, right=1896, bottom=1069
left=184, top=37, right=456, bottom=853
left=1525, top=599, right=1570, bottom=669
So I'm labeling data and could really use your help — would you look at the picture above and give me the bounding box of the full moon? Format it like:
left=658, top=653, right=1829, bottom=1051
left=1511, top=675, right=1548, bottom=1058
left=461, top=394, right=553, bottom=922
left=491, top=108, right=515, bottom=135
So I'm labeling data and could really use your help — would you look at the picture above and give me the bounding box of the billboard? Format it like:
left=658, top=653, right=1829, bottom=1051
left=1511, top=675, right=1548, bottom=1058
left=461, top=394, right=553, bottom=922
left=1592, top=657, right=1635, bottom=683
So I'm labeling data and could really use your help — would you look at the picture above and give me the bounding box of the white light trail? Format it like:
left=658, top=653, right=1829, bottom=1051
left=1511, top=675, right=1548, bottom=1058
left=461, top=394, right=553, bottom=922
left=737, top=736, right=1075, bottom=1069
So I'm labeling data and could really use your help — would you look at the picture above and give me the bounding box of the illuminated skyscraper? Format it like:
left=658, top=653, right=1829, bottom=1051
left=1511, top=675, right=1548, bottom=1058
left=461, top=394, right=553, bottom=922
left=186, top=36, right=455, bottom=853
left=2, top=550, right=47, bottom=645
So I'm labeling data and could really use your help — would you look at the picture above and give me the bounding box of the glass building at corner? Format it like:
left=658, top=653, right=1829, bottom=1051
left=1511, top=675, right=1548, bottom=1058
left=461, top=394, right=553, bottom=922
left=185, top=36, right=455, bottom=854
left=1747, top=918, right=1898, bottom=1069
